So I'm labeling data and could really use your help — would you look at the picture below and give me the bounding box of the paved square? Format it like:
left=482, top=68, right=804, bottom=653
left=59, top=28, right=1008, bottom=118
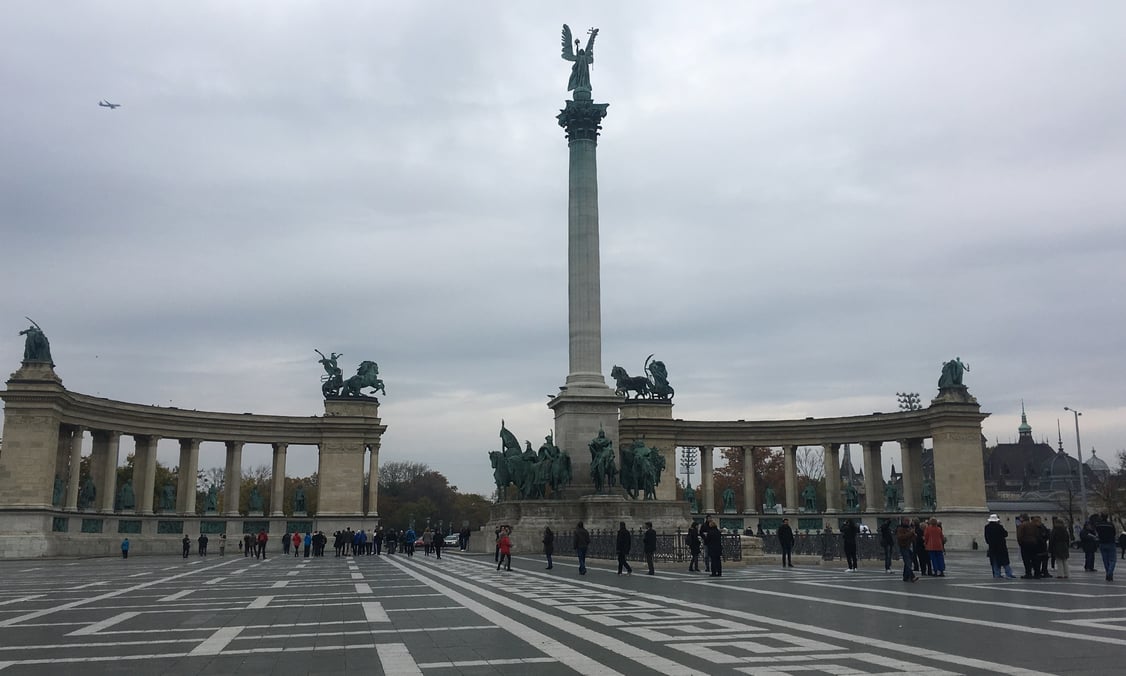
left=0, top=550, right=1121, bottom=674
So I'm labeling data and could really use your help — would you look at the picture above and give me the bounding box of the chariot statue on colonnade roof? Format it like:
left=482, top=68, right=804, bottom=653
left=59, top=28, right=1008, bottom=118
left=610, top=354, right=675, bottom=401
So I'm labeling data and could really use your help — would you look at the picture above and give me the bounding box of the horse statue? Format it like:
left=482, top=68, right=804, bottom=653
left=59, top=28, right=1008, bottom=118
left=642, top=448, right=666, bottom=500
left=551, top=451, right=573, bottom=495
left=489, top=450, right=511, bottom=500
left=611, top=365, right=650, bottom=399
left=342, top=360, right=386, bottom=397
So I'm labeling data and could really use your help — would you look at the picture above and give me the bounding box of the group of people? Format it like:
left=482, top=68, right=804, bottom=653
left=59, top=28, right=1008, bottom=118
left=284, top=531, right=323, bottom=557
left=241, top=530, right=268, bottom=558
left=684, top=518, right=726, bottom=576
left=994, top=512, right=1119, bottom=582
left=890, top=517, right=946, bottom=581
left=181, top=532, right=226, bottom=557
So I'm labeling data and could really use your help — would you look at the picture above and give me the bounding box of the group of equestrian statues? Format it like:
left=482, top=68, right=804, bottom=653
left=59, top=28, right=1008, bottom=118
left=490, top=423, right=667, bottom=502
left=316, top=349, right=386, bottom=398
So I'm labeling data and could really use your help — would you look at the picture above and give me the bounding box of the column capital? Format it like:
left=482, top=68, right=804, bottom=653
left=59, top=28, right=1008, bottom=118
left=557, top=98, right=609, bottom=142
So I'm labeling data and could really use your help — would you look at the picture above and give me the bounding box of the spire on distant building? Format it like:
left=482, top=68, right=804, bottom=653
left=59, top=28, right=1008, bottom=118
left=1018, top=400, right=1032, bottom=441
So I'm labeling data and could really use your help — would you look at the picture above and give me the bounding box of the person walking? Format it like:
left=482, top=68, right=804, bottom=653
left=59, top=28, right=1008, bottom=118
left=643, top=522, right=657, bottom=575
left=1049, top=517, right=1071, bottom=579
left=704, top=518, right=723, bottom=577
left=686, top=522, right=702, bottom=572
left=574, top=521, right=590, bottom=575
left=777, top=518, right=795, bottom=568
left=924, top=518, right=946, bottom=577
left=615, top=522, right=633, bottom=576
left=699, top=518, right=712, bottom=572
left=218, top=533, right=227, bottom=557
left=1095, top=513, right=1118, bottom=581
left=984, top=514, right=1016, bottom=579
left=433, top=529, right=443, bottom=560
left=1118, top=530, right=1126, bottom=560
left=422, top=528, right=433, bottom=556
left=496, top=526, right=512, bottom=571
left=841, top=519, right=860, bottom=572
left=182, top=535, right=191, bottom=558
left=878, top=519, right=894, bottom=573
left=543, top=526, right=554, bottom=570
left=896, top=517, right=918, bottom=582
left=121, top=537, right=130, bottom=559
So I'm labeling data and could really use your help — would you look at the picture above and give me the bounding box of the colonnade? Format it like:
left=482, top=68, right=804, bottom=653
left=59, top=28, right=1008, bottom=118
left=688, top=438, right=930, bottom=515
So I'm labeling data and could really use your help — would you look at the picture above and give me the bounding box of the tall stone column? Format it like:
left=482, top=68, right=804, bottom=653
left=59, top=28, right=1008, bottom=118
left=700, top=446, right=714, bottom=514
left=271, top=443, right=288, bottom=517
left=55, top=430, right=71, bottom=503
left=783, top=445, right=798, bottom=513
left=177, top=439, right=200, bottom=515
left=224, top=441, right=244, bottom=516
left=862, top=441, right=884, bottom=513
left=823, top=443, right=841, bottom=513
left=133, top=435, right=160, bottom=515
left=547, top=88, right=621, bottom=492
left=741, top=447, right=756, bottom=514
left=94, top=431, right=121, bottom=514
left=899, top=438, right=925, bottom=512
left=64, top=427, right=84, bottom=510
left=367, top=442, right=380, bottom=516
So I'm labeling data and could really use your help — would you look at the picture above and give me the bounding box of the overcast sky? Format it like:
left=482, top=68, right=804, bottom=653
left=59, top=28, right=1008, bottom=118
left=3, top=2, right=1124, bottom=497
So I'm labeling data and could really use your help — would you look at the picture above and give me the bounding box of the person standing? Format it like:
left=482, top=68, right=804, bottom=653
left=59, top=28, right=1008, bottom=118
left=686, top=522, right=701, bottom=572
left=422, top=528, right=433, bottom=556
left=878, top=519, right=894, bottom=573
left=120, top=538, right=130, bottom=559
left=1034, top=516, right=1052, bottom=578
left=282, top=532, right=291, bottom=556
left=433, top=529, right=443, bottom=560
left=841, top=519, right=860, bottom=572
left=615, top=522, right=633, bottom=576
left=1118, top=530, right=1126, bottom=560
left=914, top=519, right=932, bottom=576
left=198, top=533, right=208, bottom=556
left=984, top=514, right=1016, bottom=579
left=1017, top=514, right=1039, bottom=578
left=181, top=535, right=190, bottom=558
left=924, top=518, right=946, bottom=577
left=496, top=526, right=512, bottom=571
left=374, top=528, right=384, bottom=556
left=643, top=522, right=657, bottom=575
left=218, top=533, right=227, bottom=557
left=896, top=517, right=919, bottom=582
left=1080, top=520, right=1099, bottom=572
left=303, top=531, right=312, bottom=558
left=243, top=533, right=253, bottom=558
left=704, top=518, right=723, bottom=577
left=777, top=519, right=795, bottom=568
left=404, top=526, right=416, bottom=557
left=1095, top=513, right=1118, bottom=581
left=494, top=526, right=503, bottom=563
left=573, top=521, right=590, bottom=575
left=543, top=526, right=555, bottom=570
left=256, top=530, right=268, bottom=560
left=292, top=532, right=301, bottom=557
left=1049, top=517, right=1071, bottom=579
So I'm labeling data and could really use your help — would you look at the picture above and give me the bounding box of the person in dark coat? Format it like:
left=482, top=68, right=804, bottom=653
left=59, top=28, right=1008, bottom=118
left=573, top=521, right=591, bottom=575
left=182, top=535, right=191, bottom=558
left=704, top=518, right=723, bottom=577
left=432, top=529, right=443, bottom=560
left=896, top=517, right=919, bottom=582
left=542, top=526, right=554, bottom=570
left=1034, top=516, right=1052, bottom=578
left=643, top=522, right=657, bottom=575
left=686, top=523, right=702, bottom=572
left=913, top=520, right=931, bottom=575
left=841, top=519, right=860, bottom=572
left=1118, top=531, right=1126, bottom=560
left=984, top=514, right=1015, bottom=578
left=878, top=519, right=894, bottom=573
left=1094, top=513, right=1118, bottom=581
left=1048, top=517, right=1071, bottom=579
left=1079, top=521, right=1099, bottom=571
left=616, top=522, right=633, bottom=575
left=777, top=519, right=795, bottom=568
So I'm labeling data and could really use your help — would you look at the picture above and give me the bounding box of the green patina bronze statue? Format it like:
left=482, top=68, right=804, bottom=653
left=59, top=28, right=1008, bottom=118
left=722, top=486, right=737, bottom=513
left=845, top=483, right=860, bottom=512
left=922, top=479, right=937, bottom=510
left=610, top=355, right=675, bottom=401
left=683, top=484, right=697, bottom=513
left=316, top=349, right=344, bottom=397
left=79, top=477, right=96, bottom=510
left=317, top=351, right=386, bottom=399
left=490, top=424, right=573, bottom=501
left=160, top=483, right=176, bottom=511
left=884, top=480, right=900, bottom=510
left=938, top=357, right=969, bottom=389
left=764, top=485, right=777, bottom=509
left=620, top=439, right=666, bottom=500
left=561, top=24, right=598, bottom=94
left=19, top=318, right=53, bottom=365
left=205, top=483, right=218, bottom=512
left=802, top=483, right=818, bottom=512
left=52, top=475, right=65, bottom=506
left=293, top=485, right=307, bottom=513
left=248, top=486, right=264, bottom=512
left=589, top=428, right=618, bottom=494
left=119, top=479, right=135, bottom=511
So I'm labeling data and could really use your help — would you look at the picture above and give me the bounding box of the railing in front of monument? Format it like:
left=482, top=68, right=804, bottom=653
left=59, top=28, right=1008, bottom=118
left=758, top=533, right=884, bottom=560
left=554, top=529, right=741, bottom=562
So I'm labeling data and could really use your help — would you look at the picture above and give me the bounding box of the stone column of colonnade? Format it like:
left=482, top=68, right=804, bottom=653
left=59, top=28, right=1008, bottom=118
left=741, top=447, right=756, bottom=514
left=783, top=445, right=798, bottom=513
left=700, top=446, right=714, bottom=514
left=367, top=442, right=380, bottom=516
left=271, top=443, right=288, bottom=517
left=863, top=441, right=884, bottom=513
left=133, top=435, right=161, bottom=515
left=64, top=427, right=84, bottom=510
left=177, top=439, right=200, bottom=515
left=224, top=441, right=244, bottom=516
left=822, top=442, right=841, bottom=513
left=53, top=431, right=69, bottom=506
left=91, top=430, right=121, bottom=513
left=899, top=437, right=925, bottom=512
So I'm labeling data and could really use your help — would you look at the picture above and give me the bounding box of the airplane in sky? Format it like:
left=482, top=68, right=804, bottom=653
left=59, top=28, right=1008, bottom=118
left=98, top=100, right=121, bottom=109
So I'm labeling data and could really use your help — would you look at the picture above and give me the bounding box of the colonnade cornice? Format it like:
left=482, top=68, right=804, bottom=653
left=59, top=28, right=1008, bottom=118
left=6, top=387, right=386, bottom=445
left=619, top=404, right=989, bottom=448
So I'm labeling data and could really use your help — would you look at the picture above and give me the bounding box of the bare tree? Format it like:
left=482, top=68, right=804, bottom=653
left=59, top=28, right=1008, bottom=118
left=795, top=446, right=825, bottom=481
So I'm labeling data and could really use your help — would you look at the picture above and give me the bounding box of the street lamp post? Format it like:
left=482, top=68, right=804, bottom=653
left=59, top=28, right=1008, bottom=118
left=1063, top=407, right=1089, bottom=521
left=680, top=447, right=698, bottom=495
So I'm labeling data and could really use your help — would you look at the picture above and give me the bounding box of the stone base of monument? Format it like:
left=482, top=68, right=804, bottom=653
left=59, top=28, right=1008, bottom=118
left=292, top=511, right=308, bottom=518
left=487, top=494, right=692, bottom=556
left=246, top=511, right=264, bottom=518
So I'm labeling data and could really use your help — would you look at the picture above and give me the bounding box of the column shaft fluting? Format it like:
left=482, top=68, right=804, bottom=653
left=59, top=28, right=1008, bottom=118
left=64, top=427, right=84, bottom=510
left=700, top=446, right=714, bottom=514
left=741, top=446, right=756, bottom=514
left=367, top=443, right=380, bottom=516
left=177, top=439, right=200, bottom=514
left=95, top=431, right=120, bottom=513
left=783, top=445, right=798, bottom=513
left=862, top=441, right=884, bottom=513
left=823, top=443, right=841, bottom=513
left=224, top=441, right=244, bottom=516
left=271, top=443, right=288, bottom=517
left=900, top=438, right=924, bottom=511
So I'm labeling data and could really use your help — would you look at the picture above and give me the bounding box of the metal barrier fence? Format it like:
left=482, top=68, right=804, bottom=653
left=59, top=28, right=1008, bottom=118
left=554, top=529, right=742, bottom=562
left=758, top=533, right=885, bottom=560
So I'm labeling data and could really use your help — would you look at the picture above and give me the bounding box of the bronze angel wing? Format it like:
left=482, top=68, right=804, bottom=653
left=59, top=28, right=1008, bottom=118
left=561, top=24, right=576, bottom=61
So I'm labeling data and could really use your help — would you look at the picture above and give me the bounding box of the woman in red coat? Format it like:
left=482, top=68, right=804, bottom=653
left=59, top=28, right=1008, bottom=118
left=496, top=526, right=512, bottom=571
